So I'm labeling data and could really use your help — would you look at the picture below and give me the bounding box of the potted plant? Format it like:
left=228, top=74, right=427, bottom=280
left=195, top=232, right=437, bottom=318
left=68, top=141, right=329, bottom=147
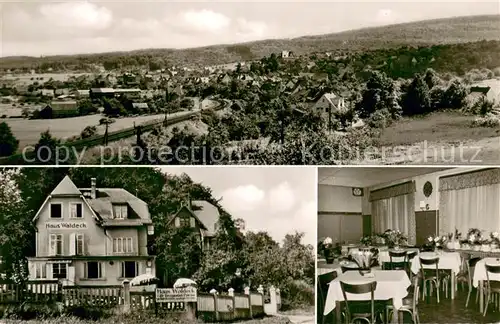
left=360, top=235, right=373, bottom=247
left=424, top=235, right=447, bottom=252
left=351, top=249, right=378, bottom=275
left=467, top=228, right=482, bottom=251
left=490, top=232, right=500, bottom=250
left=320, top=237, right=336, bottom=264
left=383, top=229, right=408, bottom=249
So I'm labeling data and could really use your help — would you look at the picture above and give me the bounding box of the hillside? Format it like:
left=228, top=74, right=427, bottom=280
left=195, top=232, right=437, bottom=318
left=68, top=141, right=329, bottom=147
left=1, top=14, right=499, bottom=70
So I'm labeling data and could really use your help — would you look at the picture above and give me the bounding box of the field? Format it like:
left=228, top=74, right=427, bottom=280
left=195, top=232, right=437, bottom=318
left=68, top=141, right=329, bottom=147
left=1, top=73, right=90, bottom=85
left=0, top=99, right=218, bottom=150
left=1, top=15, right=498, bottom=68
left=1, top=112, right=172, bottom=149
left=376, top=111, right=500, bottom=164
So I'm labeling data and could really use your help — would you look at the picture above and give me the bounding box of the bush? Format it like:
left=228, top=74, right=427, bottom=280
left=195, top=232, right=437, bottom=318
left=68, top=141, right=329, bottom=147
left=2, top=301, right=64, bottom=320
left=64, top=305, right=111, bottom=320
left=80, top=126, right=97, bottom=139
left=366, top=109, right=391, bottom=129
left=471, top=114, right=500, bottom=128
left=280, top=280, right=314, bottom=311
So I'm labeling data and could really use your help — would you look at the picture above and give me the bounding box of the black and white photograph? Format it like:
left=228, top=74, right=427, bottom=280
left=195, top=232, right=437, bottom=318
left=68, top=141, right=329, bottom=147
left=0, top=1, right=499, bottom=165
left=317, top=166, right=500, bottom=323
left=0, top=166, right=315, bottom=324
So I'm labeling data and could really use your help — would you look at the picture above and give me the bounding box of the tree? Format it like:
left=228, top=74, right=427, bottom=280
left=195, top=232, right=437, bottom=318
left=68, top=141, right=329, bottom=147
left=34, top=130, right=63, bottom=164
left=0, top=169, right=31, bottom=283
left=442, top=79, right=469, bottom=109
left=401, top=74, right=431, bottom=116
left=77, top=99, right=97, bottom=116
left=424, top=68, right=439, bottom=89
left=355, top=71, right=401, bottom=119
left=0, top=122, right=19, bottom=157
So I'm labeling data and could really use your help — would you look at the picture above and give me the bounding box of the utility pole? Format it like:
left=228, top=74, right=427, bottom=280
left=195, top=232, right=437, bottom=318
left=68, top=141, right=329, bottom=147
left=104, top=121, right=109, bottom=146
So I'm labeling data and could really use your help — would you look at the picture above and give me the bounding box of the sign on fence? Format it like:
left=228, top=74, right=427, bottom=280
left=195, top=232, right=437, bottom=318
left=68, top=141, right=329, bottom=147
left=155, top=287, right=197, bottom=303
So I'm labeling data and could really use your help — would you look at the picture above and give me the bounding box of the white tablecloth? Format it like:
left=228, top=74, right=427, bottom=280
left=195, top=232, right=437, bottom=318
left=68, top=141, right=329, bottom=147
left=323, top=270, right=411, bottom=315
left=410, top=251, right=461, bottom=275
left=379, top=248, right=420, bottom=263
left=318, top=260, right=342, bottom=276
left=472, top=257, right=500, bottom=287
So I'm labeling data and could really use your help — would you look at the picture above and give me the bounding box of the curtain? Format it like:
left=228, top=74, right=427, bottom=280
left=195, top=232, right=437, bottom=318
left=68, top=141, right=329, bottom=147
left=370, top=181, right=416, bottom=245
left=439, top=169, right=500, bottom=235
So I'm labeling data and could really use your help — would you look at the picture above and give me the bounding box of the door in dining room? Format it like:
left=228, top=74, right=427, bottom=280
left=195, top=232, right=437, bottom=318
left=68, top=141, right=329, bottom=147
left=317, top=213, right=363, bottom=244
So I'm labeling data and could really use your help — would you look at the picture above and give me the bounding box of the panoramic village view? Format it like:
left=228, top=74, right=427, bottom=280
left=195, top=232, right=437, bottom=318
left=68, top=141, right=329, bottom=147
left=0, top=167, right=315, bottom=323
left=0, top=2, right=499, bottom=165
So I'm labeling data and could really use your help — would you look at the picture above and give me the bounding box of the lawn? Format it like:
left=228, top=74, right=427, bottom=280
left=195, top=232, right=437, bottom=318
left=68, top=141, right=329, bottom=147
left=376, top=111, right=500, bottom=164
left=379, top=111, right=500, bottom=146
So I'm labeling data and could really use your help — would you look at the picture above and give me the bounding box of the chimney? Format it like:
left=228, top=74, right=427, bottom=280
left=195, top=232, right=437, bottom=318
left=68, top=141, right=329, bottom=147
left=91, top=178, right=96, bottom=199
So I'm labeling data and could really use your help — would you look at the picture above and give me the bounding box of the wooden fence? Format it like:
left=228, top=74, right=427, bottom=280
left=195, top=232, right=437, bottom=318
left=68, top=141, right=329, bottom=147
left=0, top=280, right=280, bottom=322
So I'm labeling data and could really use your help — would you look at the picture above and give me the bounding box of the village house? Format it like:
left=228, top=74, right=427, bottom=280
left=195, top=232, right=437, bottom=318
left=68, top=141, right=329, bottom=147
left=41, top=101, right=79, bottom=118
left=311, top=92, right=347, bottom=123
left=27, top=176, right=155, bottom=286
left=168, top=200, right=220, bottom=250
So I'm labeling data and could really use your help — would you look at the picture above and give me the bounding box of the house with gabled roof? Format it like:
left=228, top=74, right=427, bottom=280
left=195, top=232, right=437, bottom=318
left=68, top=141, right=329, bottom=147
left=169, top=200, right=220, bottom=250
left=27, top=176, right=155, bottom=286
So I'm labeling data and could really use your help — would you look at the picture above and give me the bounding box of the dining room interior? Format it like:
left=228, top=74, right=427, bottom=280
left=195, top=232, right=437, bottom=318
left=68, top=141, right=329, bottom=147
left=316, top=166, right=500, bottom=324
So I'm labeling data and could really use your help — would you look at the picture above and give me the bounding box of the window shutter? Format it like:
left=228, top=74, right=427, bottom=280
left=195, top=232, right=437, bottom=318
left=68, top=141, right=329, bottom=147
left=100, top=262, right=104, bottom=279
left=175, top=217, right=180, bottom=227
left=67, top=266, right=75, bottom=283
left=49, top=234, right=56, bottom=256
left=70, top=204, right=76, bottom=218
left=47, top=264, right=53, bottom=280
left=69, top=233, right=76, bottom=256
left=190, top=217, right=195, bottom=228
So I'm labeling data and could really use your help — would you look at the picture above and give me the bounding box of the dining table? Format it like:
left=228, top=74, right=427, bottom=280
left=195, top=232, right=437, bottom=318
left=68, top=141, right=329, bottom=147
left=324, top=269, right=411, bottom=324
left=317, top=259, right=343, bottom=276
left=472, top=257, right=500, bottom=314
left=410, top=251, right=462, bottom=299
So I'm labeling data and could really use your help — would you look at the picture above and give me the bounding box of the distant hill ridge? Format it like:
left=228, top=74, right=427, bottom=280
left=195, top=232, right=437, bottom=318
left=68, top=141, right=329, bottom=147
left=1, top=14, right=499, bottom=68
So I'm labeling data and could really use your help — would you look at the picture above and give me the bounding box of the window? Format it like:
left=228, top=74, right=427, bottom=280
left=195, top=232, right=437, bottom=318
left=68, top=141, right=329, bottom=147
left=179, top=217, right=190, bottom=227
left=190, top=217, right=195, bottom=228
left=121, top=261, right=138, bottom=278
left=85, top=262, right=102, bottom=279
left=52, top=263, right=67, bottom=279
left=35, top=263, right=47, bottom=279
left=174, top=217, right=180, bottom=227
left=76, top=234, right=84, bottom=255
left=50, top=204, right=62, bottom=218
left=113, top=205, right=128, bottom=219
left=70, top=203, right=82, bottom=218
left=50, top=234, right=63, bottom=256
left=113, top=238, right=133, bottom=253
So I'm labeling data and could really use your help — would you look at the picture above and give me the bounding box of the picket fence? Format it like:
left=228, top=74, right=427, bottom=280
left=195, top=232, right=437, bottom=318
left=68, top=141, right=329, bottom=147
left=0, top=280, right=281, bottom=321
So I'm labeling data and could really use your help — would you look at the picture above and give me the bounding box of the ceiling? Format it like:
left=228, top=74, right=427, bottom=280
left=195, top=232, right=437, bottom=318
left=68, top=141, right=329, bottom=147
left=318, top=167, right=453, bottom=188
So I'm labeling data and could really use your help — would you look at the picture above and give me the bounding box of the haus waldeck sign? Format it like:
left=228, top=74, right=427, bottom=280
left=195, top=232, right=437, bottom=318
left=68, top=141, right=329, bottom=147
left=155, top=287, right=197, bottom=303
left=45, top=222, right=87, bottom=229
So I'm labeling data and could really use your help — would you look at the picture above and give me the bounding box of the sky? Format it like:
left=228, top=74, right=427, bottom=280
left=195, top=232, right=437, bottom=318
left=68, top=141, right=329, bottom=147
left=161, top=166, right=317, bottom=246
left=1, top=0, right=498, bottom=57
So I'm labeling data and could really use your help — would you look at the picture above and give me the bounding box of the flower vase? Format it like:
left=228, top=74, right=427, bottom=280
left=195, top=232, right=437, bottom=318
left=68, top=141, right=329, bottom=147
left=359, top=267, right=371, bottom=275
left=324, top=251, right=334, bottom=264
left=446, top=242, right=454, bottom=250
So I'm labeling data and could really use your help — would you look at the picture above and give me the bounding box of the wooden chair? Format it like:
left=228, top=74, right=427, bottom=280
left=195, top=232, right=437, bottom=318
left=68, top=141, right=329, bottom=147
left=386, top=276, right=420, bottom=324
left=317, top=271, right=338, bottom=324
left=389, top=250, right=408, bottom=270
left=483, top=263, right=500, bottom=316
left=406, top=251, right=418, bottom=280
left=419, top=257, right=442, bottom=303
left=340, top=281, right=378, bottom=324
left=456, top=257, right=482, bottom=308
